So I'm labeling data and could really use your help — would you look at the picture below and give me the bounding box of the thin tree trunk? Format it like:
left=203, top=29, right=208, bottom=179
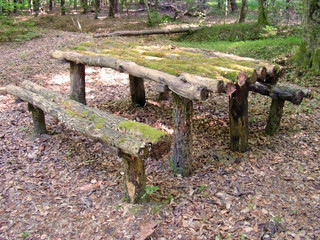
left=257, top=0, right=268, bottom=25
left=33, top=0, right=39, bottom=16
left=238, top=0, right=247, bottom=23
left=61, top=0, right=65, bottom=15
left=109, top=0, right=115, bottom=17
left=49, top=0, right=53, bottom=11
left=94, top=0, right=99, bottom=18
left=230, top=0, right=237, bottom=12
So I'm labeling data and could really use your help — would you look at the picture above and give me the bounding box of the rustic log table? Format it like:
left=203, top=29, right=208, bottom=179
left=51, top=40, right=308, bottom=176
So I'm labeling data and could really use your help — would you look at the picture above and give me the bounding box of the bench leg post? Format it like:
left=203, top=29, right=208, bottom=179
left=229, top=84, right=249, bottom=152
left=265, top=99, right=285, bottom=136
left=172, top=92, right=193, bottom=176
left=70, top=62, right=86, bottom=105
left=28, top=103, right=47, bottom=134
left=129, top=75, right=145, bottom=107
left=122, top=153, right=146, bottom=203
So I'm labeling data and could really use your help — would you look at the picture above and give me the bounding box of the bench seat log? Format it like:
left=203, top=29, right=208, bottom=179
left=7, top=81, right=171, bottom=203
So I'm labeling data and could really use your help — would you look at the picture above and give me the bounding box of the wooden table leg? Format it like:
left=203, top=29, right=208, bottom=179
left=229, top=84, right=249, bottom=152
left=172, top=92, right=193, bottom=176
left=265, top=98, right=285, bottom=135
left=70, top=62, right=86, bottom=105
left=129, top=75, right=145, bottom=107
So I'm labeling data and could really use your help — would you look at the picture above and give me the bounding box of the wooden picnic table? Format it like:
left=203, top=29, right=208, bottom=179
left=51, top=39, right=293, bottom=176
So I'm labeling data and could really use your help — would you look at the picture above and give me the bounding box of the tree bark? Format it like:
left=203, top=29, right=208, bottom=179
left=122, top=153, right=146, bottom=203
left=70, top=62, right=86, bottom=105
left=238, top=0, right=247, bottom=23
left=257, top=0, right=268, bottom=25
left=61, top=0, right=65, bottom=15
left=28, top=103, right=47, bottom=134
left=230, top=0, right=237, bottom=12
left=291, top=0, right=320, bottom=70
left=249, top=82, right=310, bottom=105
left=265, top=99, right=285, bottom=136
left=129, top=75, right=146, bottom=107
left=229, top=82, right=249, bottom=153
left=172, top=92, right=193, bottom=176
left=109, top=0, right=115, bottom=17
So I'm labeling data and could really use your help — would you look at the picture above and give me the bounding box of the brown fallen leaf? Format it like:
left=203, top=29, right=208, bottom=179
left=135, top=220, right=160, bottom=240
left=77, top=180, right=116, bottom=191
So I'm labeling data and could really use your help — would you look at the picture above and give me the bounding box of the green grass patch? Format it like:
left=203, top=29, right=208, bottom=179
left=175, top=36, right=302, bottom=60
left=177, top=23, right=302, bottom=43
left=0, top=16, right=41, bottom=42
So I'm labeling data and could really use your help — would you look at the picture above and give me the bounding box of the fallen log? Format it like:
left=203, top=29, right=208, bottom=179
left=93, top=27, right=203, bottom=38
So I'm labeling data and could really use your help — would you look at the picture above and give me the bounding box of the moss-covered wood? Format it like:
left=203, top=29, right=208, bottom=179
left=6, top=82, right=171, bottom=204
left=229, top=83, right=249, bottom=152
left=70, top=62, right=86, bottom=104
left=265, top=99, right=285, bottom=136
left=172, top=92, right=193, bottom=176
left=28, top=103, right=47, bottom=134
left=122, top=153, right=146, bottom=203
left=52, top=40, right=280, bottom=100
left=8, top=81, right=171, bottom=159
left=129, top=75, right=145, bottom=107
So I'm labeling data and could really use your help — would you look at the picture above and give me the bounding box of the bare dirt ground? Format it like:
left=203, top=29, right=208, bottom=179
left=0, top=17, right=320, bottom=240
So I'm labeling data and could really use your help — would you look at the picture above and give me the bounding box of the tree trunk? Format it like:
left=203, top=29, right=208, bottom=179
left=238, top=0, right=247, bottom=23
left=291, top=0, right=320, bottom=70
left=28, top=103, right=47, bottom=134
left=230, top=0, right=237, bottom=12
left=108, top=0, right=115, bottom=17
left=70, top=62, right=86, bottom=104
left=94, top=0, right=99, bottom=19
left=172, top=92, right=193, bottom=176
left=61, top=0, right=65, bottom=15
left=81, top=0, right=88, bottom=13
left=33, top=0, right=39, bottom=16
left=73, top=0, right=77, bottom=9
left=129, top=75, right=146, bottom=107
left=257, top=0, right=268, bottom=25
left=49, top=0, right=53, bottom=11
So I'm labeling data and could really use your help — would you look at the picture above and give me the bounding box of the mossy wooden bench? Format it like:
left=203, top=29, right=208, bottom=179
left=51, top=40, right=310, bottom=176
left=6, top=80, right=171, bottom=203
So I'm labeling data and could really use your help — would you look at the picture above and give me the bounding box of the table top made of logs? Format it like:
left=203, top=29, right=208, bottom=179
left=52, top=39, right=281, bottom=101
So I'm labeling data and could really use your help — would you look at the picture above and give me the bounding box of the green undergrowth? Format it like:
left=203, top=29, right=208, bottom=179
left=0, top=16, right=42, bottom=42
left=178, top=23, right=302, bottom=43
left=175, top=36, right=301, bottom=60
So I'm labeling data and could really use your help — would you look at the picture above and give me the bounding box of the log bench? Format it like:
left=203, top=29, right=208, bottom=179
left=6, top=81, right=171, bottom=203
left=50, top=41, right=310, bottom=176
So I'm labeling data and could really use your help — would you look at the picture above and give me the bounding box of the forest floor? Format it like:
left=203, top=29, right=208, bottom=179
left=0, top=12, right=320, bottom=240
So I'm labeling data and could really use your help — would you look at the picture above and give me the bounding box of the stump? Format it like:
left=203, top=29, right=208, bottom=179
left=172, top=92, right=193, bottom=176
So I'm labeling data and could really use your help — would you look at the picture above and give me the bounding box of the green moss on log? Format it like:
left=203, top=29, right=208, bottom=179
left=69, top=40, right=271, bottom=82
left=118, top=120, right=167, bottom=143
